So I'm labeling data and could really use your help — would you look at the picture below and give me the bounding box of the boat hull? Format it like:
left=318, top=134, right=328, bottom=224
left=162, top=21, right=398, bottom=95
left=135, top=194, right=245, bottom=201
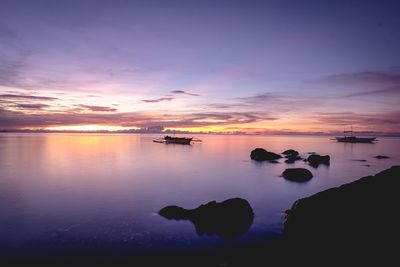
left=165, top=138, right=192, bottom=145
left=153, top=136, right=193, bottom=145
left=335, top=137, right=376, bottom=143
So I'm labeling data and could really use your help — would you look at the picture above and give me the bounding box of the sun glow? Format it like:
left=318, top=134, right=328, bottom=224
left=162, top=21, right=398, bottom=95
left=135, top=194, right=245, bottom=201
left=45, top=125, right=139, bottom=132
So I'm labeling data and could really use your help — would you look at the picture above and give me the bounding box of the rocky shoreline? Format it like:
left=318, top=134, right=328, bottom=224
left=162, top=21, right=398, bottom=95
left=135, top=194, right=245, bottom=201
left=152, top=165, right=400, bottom=266
left=283, top=165, right=400, bottom=263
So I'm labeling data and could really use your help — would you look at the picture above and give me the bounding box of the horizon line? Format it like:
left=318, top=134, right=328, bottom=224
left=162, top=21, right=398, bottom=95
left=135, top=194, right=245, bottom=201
left=1, top=129, right=400, bottom=137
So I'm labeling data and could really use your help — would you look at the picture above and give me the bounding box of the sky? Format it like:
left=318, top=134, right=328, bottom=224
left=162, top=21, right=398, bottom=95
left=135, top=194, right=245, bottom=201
left=0, top=0, right=400, bottom=134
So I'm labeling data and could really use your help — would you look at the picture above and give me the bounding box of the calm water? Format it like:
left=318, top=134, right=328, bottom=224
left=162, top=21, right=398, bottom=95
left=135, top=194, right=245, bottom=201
left=0, top=133, right=399, bottom=256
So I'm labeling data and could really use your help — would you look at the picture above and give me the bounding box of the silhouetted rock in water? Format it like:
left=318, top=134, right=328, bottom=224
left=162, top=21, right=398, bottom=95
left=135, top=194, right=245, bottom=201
left=307, top=154, right=330, bottom=167
left=284, top=166, right=400, bottom=261
left=250, top=148, right=282, bottom=161
left=159, top=205, right=189, bottom=220
left=282, top=168, right=313, bottom=182
left=269, top=160, right=280, bottom=164
left=282, top=149, right=299, bottom=157
left=353, top=159, right=367, bottom=162
left=375, top=155, right=390, bottom=159
left=159, top=198, right=254, bottom=240
left=284, top=155, right=302, bottom=164
left=364, top=164, right=371, bottom=167
left=282, top=149, right=302, bottom=163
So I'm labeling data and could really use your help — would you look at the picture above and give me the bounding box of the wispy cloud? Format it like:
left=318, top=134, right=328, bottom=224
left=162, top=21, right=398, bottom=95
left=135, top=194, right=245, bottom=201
left=141, top=97, right=174, bottom=103
left=170, top=90, right=199, bottom=96
left=234, top=93, right=278, bottom=104
left=316, top=71, right=400, bottom=85
left=77, top=104, right=117, bottom=112
left=343, top=86, right=400, bottom=97
left=314, top=111, right=400, bottom=128
left=206, top=103, right=240, bottom=109
left=0, top=94, right=58, bottom=101
left=15, top=103, right=50, bottom=109
left=0, top=106, right=276, bottom=129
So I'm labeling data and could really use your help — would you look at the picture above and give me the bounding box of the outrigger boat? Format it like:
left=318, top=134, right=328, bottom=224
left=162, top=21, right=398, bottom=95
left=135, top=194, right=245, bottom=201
left=153, top=135, right=201, bottom=145
left=335, top=136, right=377, bottom=143
left=334, top=127, right=377, bottom=143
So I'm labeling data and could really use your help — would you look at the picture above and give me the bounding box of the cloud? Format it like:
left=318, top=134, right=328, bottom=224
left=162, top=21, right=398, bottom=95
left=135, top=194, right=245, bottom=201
left=141, top=97, right=174, bottom=103
left=206, top=103, right=238, bottom=109
left=0, top=106, right=276, bottom=129
left=204, top=93, right=283, bottom=110
left=316, top=71, right=400, bottom=85
left=343, top=86, right=400, bottom=97
left=234, top=93, right=278, bottom=104
left=314, top=112, right=400, bottom=128
left=77, top=104, right=117, bottom=112
left=170, top=90, right=199, bottom=96
left=15, top=103, right=50, bottom=109
left=0, top=24, right=33, bottom=88
left=0, top=94, right=58, bottom=101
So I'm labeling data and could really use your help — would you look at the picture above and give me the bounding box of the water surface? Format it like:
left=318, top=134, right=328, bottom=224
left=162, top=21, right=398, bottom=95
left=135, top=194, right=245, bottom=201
left=0, top=133, right=399, bottom=256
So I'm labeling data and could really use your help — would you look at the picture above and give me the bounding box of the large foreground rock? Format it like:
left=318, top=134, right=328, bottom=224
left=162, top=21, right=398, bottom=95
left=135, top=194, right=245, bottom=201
left=250, top=148, right=282, bottom=161
left=284, top=166, right=400, bottom=259
left=159, top=198, right=254, bottom=240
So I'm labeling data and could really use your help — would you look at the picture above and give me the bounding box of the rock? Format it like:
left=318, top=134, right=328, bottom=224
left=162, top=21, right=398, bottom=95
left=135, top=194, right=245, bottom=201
left=353, top=159, right=367, bottom=162
left=375, top=155, right=390, bottom=159
left=269, top=160, right=280, bottom=164
left=159, top=205, right=189, bottom=220
left=307, top=154, right=330, bottom=167
left=282, top=149, right=299, bottom=157
left=282, top=168, right=313, bottom=182
left=285, top=155, right=302, bottom=164
left=159, top=198, right=254, bottom=240
left=250, top=148, right=282, bottom=161
left=284, top=166, right=400, bottom=259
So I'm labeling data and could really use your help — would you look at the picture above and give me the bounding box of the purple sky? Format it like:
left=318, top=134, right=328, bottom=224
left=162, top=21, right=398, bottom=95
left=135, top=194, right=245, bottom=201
left=1, top=0, right=400, bottom=133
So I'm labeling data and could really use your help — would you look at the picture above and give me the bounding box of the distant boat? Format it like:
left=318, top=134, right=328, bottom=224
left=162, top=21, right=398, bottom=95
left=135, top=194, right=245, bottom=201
left=335, top=136, right=377, bottom=143
left=335, top=127, right=377, bottom=143
left=153, top=135, right=201, bottom=145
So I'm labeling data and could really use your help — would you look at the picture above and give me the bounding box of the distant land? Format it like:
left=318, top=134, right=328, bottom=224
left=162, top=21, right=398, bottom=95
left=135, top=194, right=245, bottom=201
left=1, top=127, right=399, bottom=137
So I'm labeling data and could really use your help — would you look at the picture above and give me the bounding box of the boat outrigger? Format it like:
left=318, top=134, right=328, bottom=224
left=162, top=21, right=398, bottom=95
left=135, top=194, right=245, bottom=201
left=153, top=135, right=201, bottom=145
left=334, top=127, right=377, bottom=143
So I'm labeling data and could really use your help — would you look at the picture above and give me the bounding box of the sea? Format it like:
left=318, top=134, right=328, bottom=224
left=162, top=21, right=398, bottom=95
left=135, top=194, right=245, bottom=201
left=0, top=133, right=399, bottom=261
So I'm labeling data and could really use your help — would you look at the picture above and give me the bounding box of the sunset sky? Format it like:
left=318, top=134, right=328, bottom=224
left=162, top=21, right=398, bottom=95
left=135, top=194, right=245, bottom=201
left=1, top=0, right=399, bottom=134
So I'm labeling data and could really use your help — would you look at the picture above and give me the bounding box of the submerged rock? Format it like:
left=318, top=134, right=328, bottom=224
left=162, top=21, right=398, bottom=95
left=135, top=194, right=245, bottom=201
left=269, top=160, right=280, bottom=164
left=282, top=149, right=299, bottom=157
left=250, top=148, right=282, bottom=161
left=285, top=155, right=302, bottom=164
left=282, top=168, right=313, bottom=182
left=159, top=198, right=254, bottom=240
left=375, top=155, right=390, bottom=159
left=284, top=166, right=400, bottom=258
left=307, top=154, right=330, bottom=167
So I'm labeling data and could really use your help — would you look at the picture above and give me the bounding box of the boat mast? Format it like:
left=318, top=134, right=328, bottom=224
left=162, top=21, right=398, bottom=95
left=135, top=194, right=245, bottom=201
left=342, top=125, right=354, bottom=138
